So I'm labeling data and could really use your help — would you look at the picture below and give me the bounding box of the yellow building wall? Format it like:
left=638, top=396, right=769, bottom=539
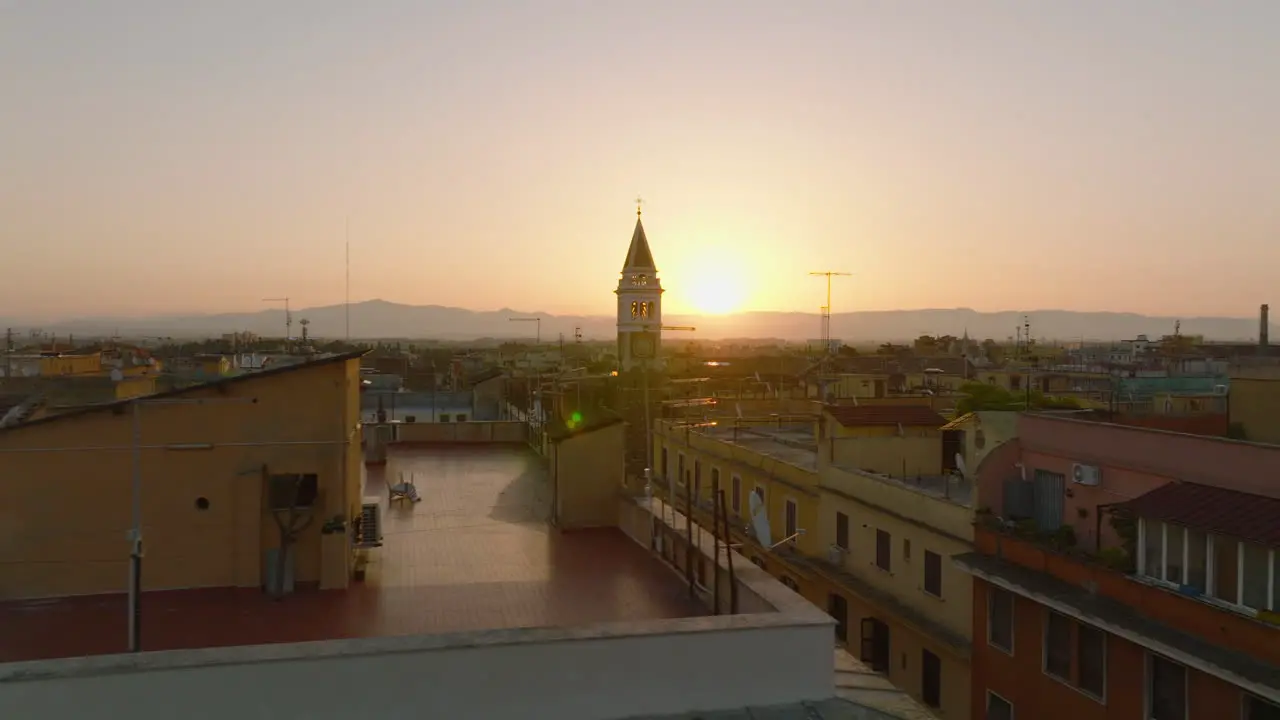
left=829, top=422, right=941, bottom=441
left=1229, top=377, right=1280, bottom=445
left=114, top=375, right=156, bottom=400
left=0, top=357, right=362, bottom=600
left=652, top=425, right=822, bottom=556
left=903, top=372, right=964, bottom=393
left=829, top=435, right=943, bottom=477
left=39, top=353, right=102, bottom=377
left=836, top=374, right=891, bottom=398
left=959, top=411, right=1019, bottom=471
left=652, top=418, right=974, bottom=718
left=552, top=423, right=626, bottom=529
left=817, top=468, right=974, bottom=719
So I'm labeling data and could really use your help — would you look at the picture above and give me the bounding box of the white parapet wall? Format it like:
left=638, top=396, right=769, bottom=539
left=0, top=502, right=835, bottom=720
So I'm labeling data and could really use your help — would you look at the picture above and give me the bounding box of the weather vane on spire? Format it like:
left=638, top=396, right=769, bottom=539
left=635, top=196, right=643, bottom=217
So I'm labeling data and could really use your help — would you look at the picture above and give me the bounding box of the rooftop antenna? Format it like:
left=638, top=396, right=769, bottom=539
left=508, top=316, right=541, bottom=345
left=809, top=271, right=852, bottom=356
left=262, top=297, right=291, bottom=348
left=345, top=218, right=351, bottom=343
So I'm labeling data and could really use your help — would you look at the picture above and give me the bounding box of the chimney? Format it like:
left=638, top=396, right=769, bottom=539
left=1262, top=304, right=1270, bottom=354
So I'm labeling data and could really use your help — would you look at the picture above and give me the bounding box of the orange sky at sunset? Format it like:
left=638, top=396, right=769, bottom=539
left=3, top=2, right=1279, bottom=322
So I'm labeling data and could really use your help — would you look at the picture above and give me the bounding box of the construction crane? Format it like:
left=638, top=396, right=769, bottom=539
left=809, top=272, right=851, bottom=355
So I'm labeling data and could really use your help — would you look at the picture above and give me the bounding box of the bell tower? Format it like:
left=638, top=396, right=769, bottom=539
left=615, top=199, right=663, bottom=372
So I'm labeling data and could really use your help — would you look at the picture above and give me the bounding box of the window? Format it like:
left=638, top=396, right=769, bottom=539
left=1142, top=518, right=1279, bottom=613
left=1214, top=536, right=1240, bottom=603
left=1165, top=523, right=1184, bottom=584
left=835, top=512, right=849, bottom=550
left=1242, top=542, right=1270, bottom=610
left=1245, top=695, right=1280, bottom=720
left=439, top=413, right=451, bottom=422
left=1077, top=624, right=1106, bottom=698
left=678, top=454, right=685, bottom=485
left=860, top=617, right=890, bottom=673
left=1186, top=528, right=1207, bottom=591
left=710, top=467, right=720, bottom=494
left=1148, top=654, right=1186, bottom=720
left=828, top=594, right=848, bottom=643
left=924, top=551, right=943, bottom=597
left=660, top=447, right=668, bottom=479
left=988, top=587, right=1014, bottom=653
left=1044, top=611, right=1072, bottom=680
left=921, top=649, right=941, bottom=708
left=753, top=485, right=765, bottom=505
left=693, top=460, right=702, bottom=501
left=785, top=500, right=798, bottom=540
left=986, top=692, right=1014, bottom=720
left=1043, top=610, right=1106, bottom=701
left=731, top=475, right=741, bottom=514
left=455, top=413, right=467, bottom=422
left=876, top=529, right=891, bottom=571
left=904, top=538, right=912, bottom=562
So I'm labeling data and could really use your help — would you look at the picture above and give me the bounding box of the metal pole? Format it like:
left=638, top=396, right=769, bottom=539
left=685, top=475, right=694, bottom=598
left=712, top=474, right=721, bottom=615
left=128, top=400, right=143, bottom=652
left=719, top=487, right=737, bottom=614
left=643, top=360, right=652, bottom=473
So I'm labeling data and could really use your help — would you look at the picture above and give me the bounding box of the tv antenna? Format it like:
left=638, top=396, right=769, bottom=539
left=345, top=218, right=351, bottom=342
left=809, top=271, right=851, bottom=355
left=262, top=297, right=291, bottom=345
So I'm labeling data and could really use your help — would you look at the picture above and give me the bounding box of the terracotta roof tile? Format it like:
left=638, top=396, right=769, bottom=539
left=1120, top=482, right=1280, bottom=549
left=824, top=404, right=946, bottom=428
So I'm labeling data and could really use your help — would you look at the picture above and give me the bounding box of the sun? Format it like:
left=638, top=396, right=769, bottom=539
left=686, top=275, right=746, bottom=315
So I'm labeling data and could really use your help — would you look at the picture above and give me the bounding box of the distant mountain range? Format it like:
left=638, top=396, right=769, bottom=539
left=1, top=300, right=1272, bottom=343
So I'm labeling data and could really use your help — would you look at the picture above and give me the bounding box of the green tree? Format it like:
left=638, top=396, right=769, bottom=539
left=954, top=382, right=1081, bottom=415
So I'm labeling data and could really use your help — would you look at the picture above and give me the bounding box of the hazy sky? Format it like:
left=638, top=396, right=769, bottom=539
left=3, top=1, right=1278, bottom=321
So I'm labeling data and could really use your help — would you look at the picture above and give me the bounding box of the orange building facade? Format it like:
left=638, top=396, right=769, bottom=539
left=958, top=414, right=1280, bottom=720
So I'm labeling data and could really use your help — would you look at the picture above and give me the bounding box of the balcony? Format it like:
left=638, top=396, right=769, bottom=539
left=955, top=522, right=1280, bottom=702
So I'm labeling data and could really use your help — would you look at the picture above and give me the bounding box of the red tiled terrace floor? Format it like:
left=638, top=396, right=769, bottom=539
left=0, top=445, right=705, bottom=663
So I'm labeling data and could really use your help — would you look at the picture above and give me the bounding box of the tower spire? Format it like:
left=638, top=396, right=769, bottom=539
left=622, top=198, right=656, bottom=270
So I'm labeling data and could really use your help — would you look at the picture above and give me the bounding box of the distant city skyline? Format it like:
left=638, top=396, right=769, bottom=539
left=3, top=1, right=1278, bottom=319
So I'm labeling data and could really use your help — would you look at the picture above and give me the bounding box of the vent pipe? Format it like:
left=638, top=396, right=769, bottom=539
left=1262, top=304, right=1270, bottom=354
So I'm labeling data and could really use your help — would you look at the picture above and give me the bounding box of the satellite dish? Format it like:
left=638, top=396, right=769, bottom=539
left=748, top=491, right=772, bottom=546
left=955, top=454, right=968, bottom=479
left=110, top=368, right=123, bottom=382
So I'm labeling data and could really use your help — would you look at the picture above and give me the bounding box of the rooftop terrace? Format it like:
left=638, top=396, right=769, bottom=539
left=699, top=424, right=819, bottom=470
left=828, top=463, right=974, bottom=507
left=0, top=445, right=704, bottom=662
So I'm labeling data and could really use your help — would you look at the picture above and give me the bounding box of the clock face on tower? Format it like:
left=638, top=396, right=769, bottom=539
left=630, top=333, right=655, bottom=359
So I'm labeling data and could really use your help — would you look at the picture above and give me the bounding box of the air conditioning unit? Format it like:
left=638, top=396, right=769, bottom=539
left=355, top=497, right=383, bottom=548
left=1072, top=463, right=1102, bottom=486
left=827, top=544, right=848, bottom=566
